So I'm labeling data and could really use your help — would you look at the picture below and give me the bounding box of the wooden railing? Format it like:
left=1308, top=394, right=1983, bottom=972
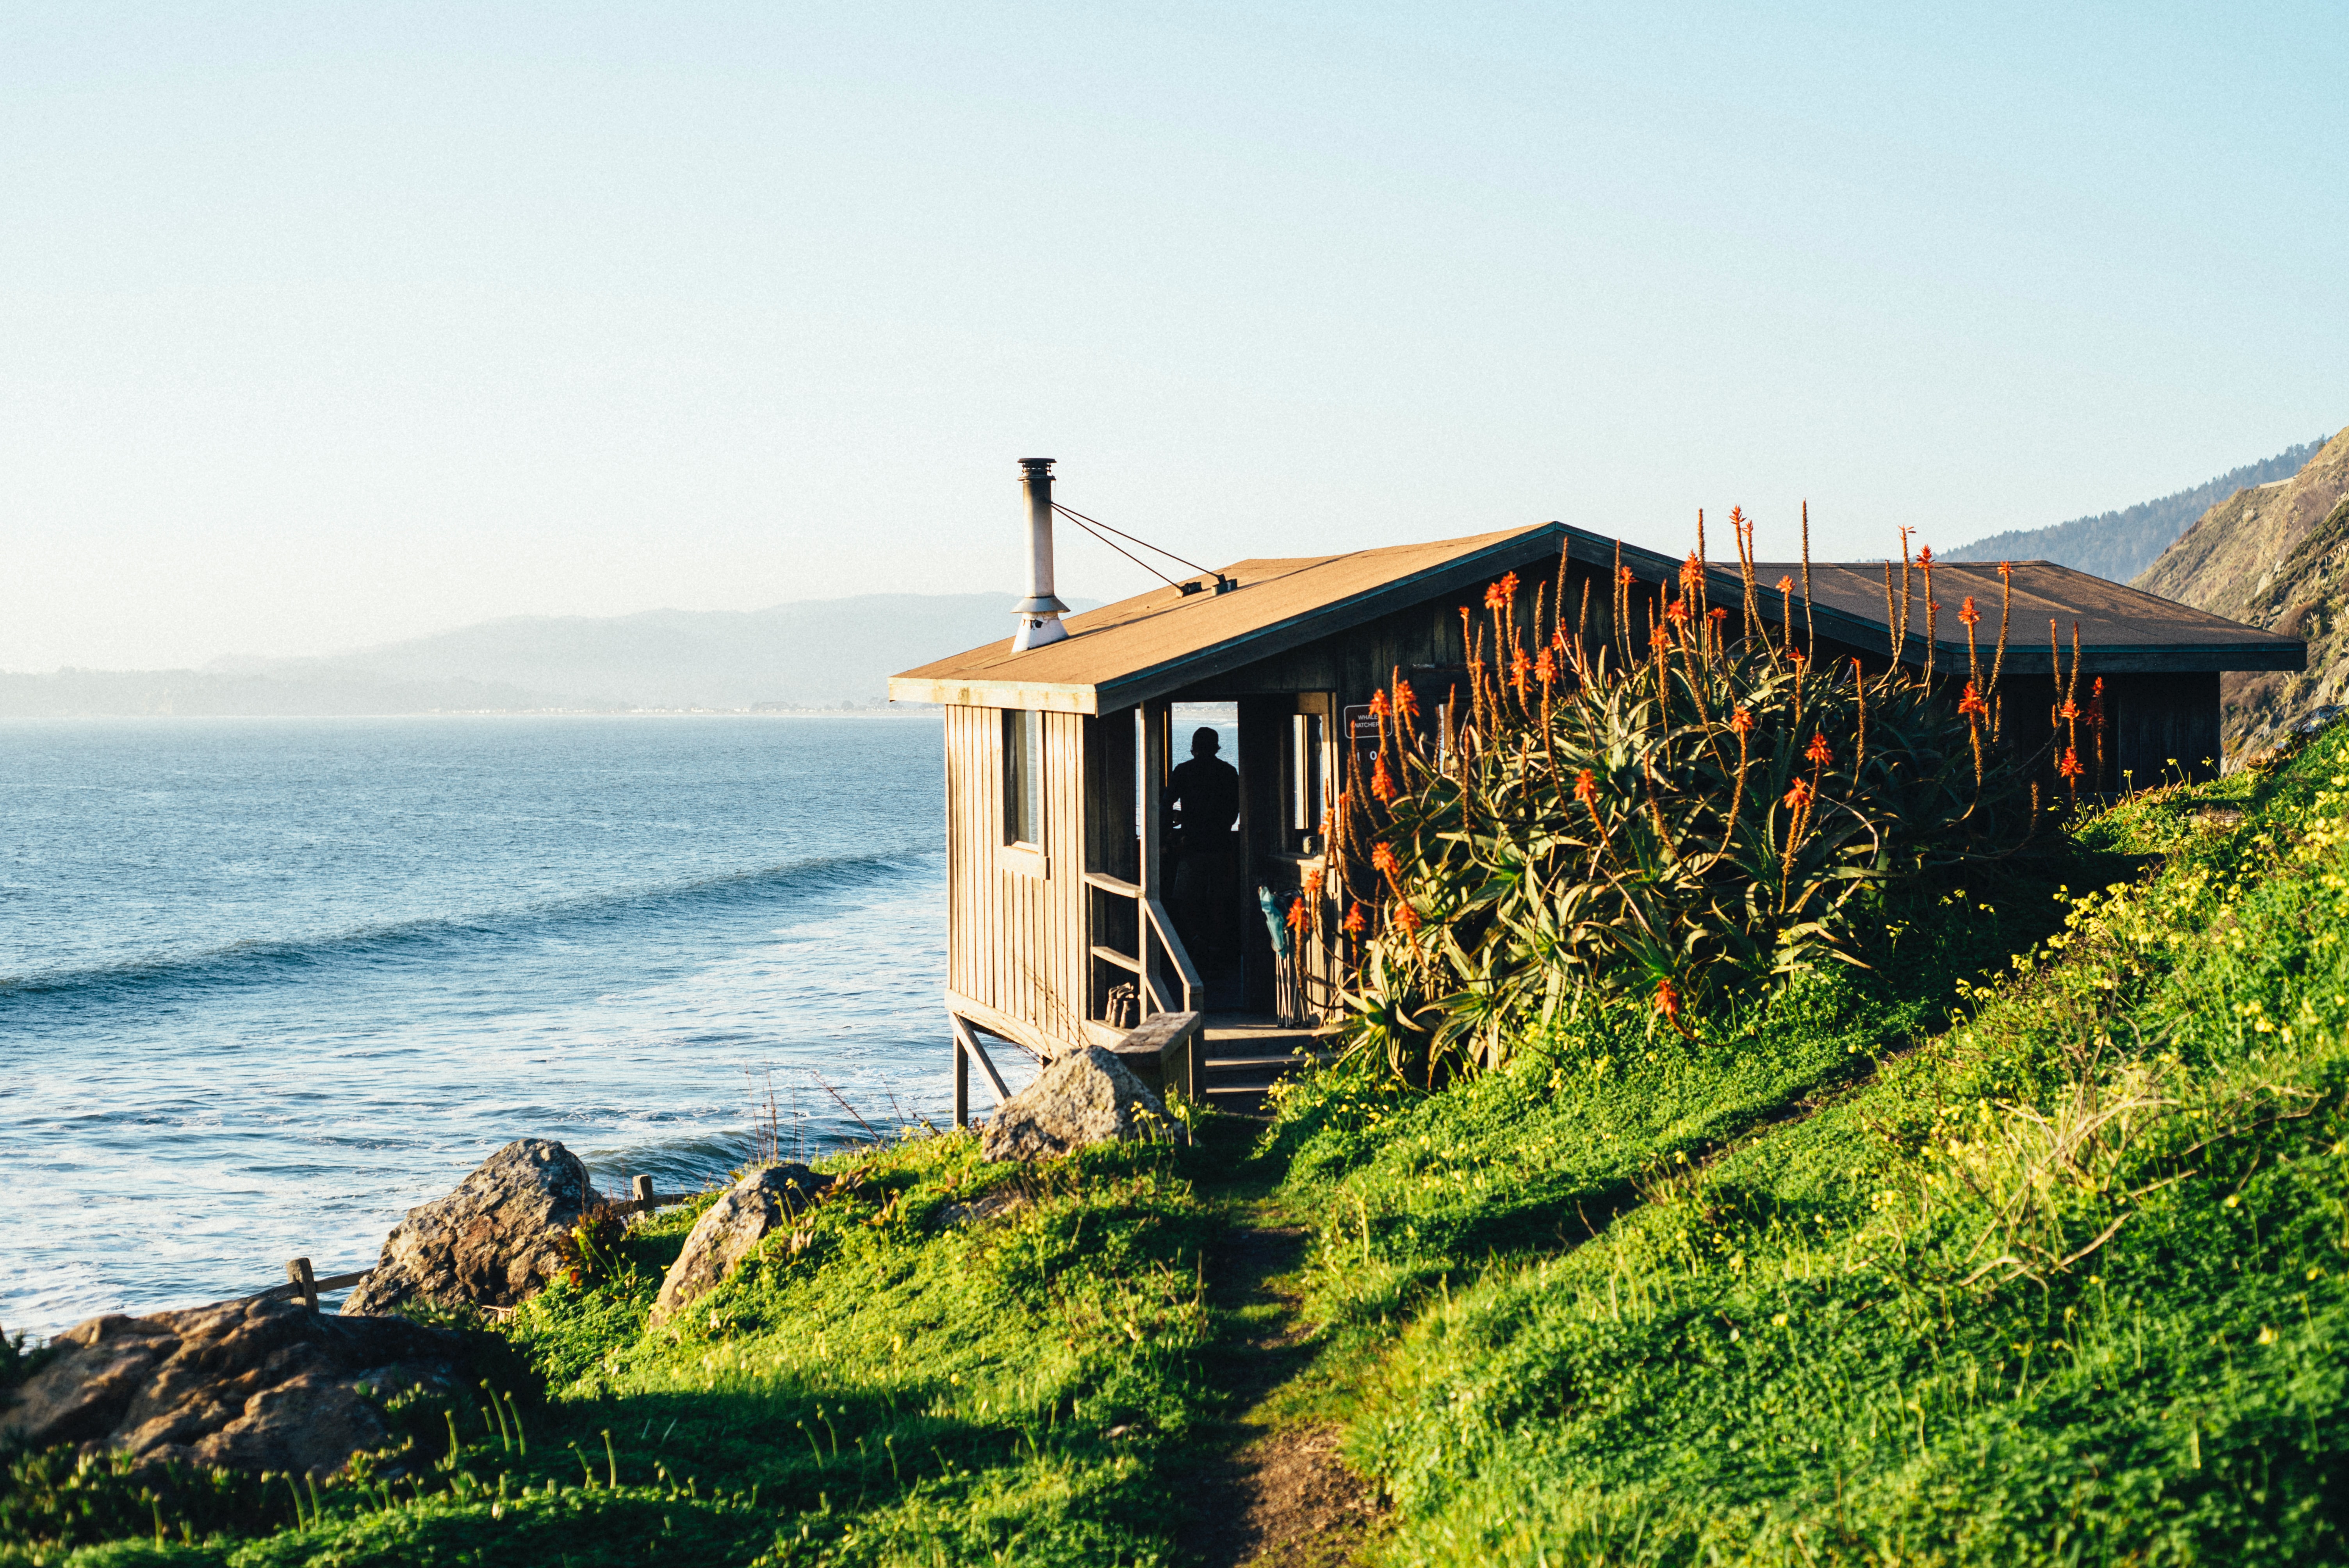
left=1080, top=869, right=1202, bottom=1017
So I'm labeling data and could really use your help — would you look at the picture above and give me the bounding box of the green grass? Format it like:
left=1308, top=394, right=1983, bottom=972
left=12, top=744, right=2349, bottom=1564
left=1261, top=736, right=2349, bottom=1563
left=3, top=1135, right=1237, bottom=1567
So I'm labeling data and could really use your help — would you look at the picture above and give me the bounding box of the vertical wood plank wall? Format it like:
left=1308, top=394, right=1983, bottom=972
left=2112, top=672, right=2222, bottom=785
left=943, top=704, right=1093, bottom=1057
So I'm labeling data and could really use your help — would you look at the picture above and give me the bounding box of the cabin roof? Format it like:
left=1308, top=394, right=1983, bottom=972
left=888, top=522, right=2303, bottom=713
left=888, top=522, right=1569, bottom=713
left=1742, top=558, right=2305, bottom=676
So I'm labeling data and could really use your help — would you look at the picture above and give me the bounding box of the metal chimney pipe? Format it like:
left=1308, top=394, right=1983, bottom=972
left=1011, top=458, right=1069, bottom=651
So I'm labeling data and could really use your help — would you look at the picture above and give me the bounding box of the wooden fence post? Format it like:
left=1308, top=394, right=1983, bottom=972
left=285, top=1257, right=318, bottom=1311
left=632, top=1174, right=654, bottom=1207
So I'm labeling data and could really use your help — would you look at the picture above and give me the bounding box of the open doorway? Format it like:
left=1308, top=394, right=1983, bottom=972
left=1164, top=701, right=1246, bottom=1010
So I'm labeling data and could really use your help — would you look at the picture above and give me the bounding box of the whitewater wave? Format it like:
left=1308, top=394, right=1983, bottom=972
left=0, top=847, right=936, bottom=1001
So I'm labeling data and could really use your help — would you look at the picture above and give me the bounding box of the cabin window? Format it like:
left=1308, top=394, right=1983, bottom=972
left=1289, top=713, right=1324, bottom=851
left=1004, top=709, right=1044, bottom=847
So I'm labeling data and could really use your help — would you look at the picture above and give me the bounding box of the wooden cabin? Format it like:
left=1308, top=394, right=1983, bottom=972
left=890, top=488, right=2302, bottom=1119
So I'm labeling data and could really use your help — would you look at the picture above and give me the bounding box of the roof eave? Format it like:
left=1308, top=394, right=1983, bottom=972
left=886, top=675, right=1101, bottom=713
left=894, top=523, right=1570, bottom=713
left=1088, top=523, right=1570, bottom=710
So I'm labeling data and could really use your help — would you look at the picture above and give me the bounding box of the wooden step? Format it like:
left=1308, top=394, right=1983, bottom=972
left=1194, top=1013, right=1343, bottom=1119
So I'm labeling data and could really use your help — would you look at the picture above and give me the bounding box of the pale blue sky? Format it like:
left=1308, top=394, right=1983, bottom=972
left=3, top=2, right=2341, bottom=668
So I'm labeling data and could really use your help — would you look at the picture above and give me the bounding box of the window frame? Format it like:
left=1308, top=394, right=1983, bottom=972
left=1002, top=707, right=1046, bottom=859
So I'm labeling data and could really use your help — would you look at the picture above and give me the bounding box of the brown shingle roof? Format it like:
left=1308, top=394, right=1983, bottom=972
left=888, top=523, right=1567, bottom=713
left=1743, top=558, right=2305, bottom=674
left=889, top=523, right=2302, bottom=712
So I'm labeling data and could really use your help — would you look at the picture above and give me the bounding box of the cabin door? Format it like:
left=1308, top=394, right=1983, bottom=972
left=1237, top=693, right=1337, bottom=1022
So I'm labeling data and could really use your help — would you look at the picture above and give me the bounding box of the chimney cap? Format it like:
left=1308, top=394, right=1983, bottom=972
left=1019, top=457, right=1055, bottom=472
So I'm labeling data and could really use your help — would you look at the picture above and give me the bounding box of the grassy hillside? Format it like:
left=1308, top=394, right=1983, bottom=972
left=1263, top=732, right=2349, bottom=1562
left=1946, top=437, right=2326, bottom=582
left=10, top=738, right=2349, bottom=1563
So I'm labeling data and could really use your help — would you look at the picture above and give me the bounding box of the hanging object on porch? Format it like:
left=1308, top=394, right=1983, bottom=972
left=1256, top=886, right=1308, bottom=1028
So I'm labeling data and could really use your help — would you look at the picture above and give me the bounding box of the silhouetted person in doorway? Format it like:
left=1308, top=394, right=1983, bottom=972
left=1167, top=727, right=1240, bottom=975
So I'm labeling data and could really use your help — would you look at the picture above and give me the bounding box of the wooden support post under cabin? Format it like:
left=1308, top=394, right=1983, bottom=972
left=632, top=1174, right=654, bottom=1208
left=285, top=1257, right=318, bottom=1312
left=949, top=1013, right=1012, bottom=1128
left=954, top=1025, right=969, bottom=1128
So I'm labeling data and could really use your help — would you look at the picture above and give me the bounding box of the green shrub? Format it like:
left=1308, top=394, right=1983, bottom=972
left=1332, top=533, right=2039, bottom=1078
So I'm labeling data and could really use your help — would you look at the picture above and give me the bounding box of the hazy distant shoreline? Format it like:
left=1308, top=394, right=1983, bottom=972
left=0, top=698, right=941, bottom=720
left=0, top=591, right=1067, bottom=719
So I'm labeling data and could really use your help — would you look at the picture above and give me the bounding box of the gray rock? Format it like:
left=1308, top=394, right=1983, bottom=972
left=980, top=1046, right=1189, bottom=1163
left=342, top=1138, right=600, bottom=1316
left=650, top=1164, right=832, bottom=1326
left=0, top=1297, right=465, bottom=1476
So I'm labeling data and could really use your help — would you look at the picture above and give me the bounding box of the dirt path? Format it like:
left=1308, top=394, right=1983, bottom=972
left=1163, top=1022, right=1954, bottom=1563
left=1176, top=1213, right=1381, bottom=1568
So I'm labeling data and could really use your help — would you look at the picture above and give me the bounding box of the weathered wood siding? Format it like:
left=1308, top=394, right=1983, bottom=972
left=943, top=704, right=1092, bottom=1055
left=2111, top=672, right=2223, bottom=786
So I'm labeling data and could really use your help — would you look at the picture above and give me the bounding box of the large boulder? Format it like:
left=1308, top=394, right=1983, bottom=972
left=0, top=1297, right=465, bottom=1476
left=980, top=1046, right=1188, bottom=1163
left=651, top=1164, right=832, bottom=1327
left=342, top=1139, right=601, bottom=1316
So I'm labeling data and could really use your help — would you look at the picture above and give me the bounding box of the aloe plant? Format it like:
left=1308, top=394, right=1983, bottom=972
left=1328, top=519, right=2039, bottom=1079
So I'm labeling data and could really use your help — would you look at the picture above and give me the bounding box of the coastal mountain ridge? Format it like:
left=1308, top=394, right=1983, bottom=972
left=1944, top=437, right=2325, bottom=580
left=2123, top=426, right=2349, bottom=754
left=0, top=593, right=1078, bottom=717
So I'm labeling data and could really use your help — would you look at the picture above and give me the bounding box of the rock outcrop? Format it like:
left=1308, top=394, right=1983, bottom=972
left=2136, top=426, right=2349, bottom=626
left=650, top=1164, right=832, bottom=1326
left=980, top=1047, right=1188, bottom=1163
left=342, top=1139, right=601, bottom=1316
left=0, top=1297, right=465, bottom=1476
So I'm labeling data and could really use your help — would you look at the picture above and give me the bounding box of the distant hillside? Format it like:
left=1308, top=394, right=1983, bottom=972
left=2136, top=429, right=2349, bottom=622
left=2215, top=490, right=2349, bottom=755
left=1944, top=438, right=2326, bottom=581
left=0, top=593, right=1055, bottom=717
left=2126, top=427, right=2349, bottom=755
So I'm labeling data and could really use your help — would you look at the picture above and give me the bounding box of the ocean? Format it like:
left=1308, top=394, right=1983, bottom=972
left=0, top=715, right=1016, bottom=1340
